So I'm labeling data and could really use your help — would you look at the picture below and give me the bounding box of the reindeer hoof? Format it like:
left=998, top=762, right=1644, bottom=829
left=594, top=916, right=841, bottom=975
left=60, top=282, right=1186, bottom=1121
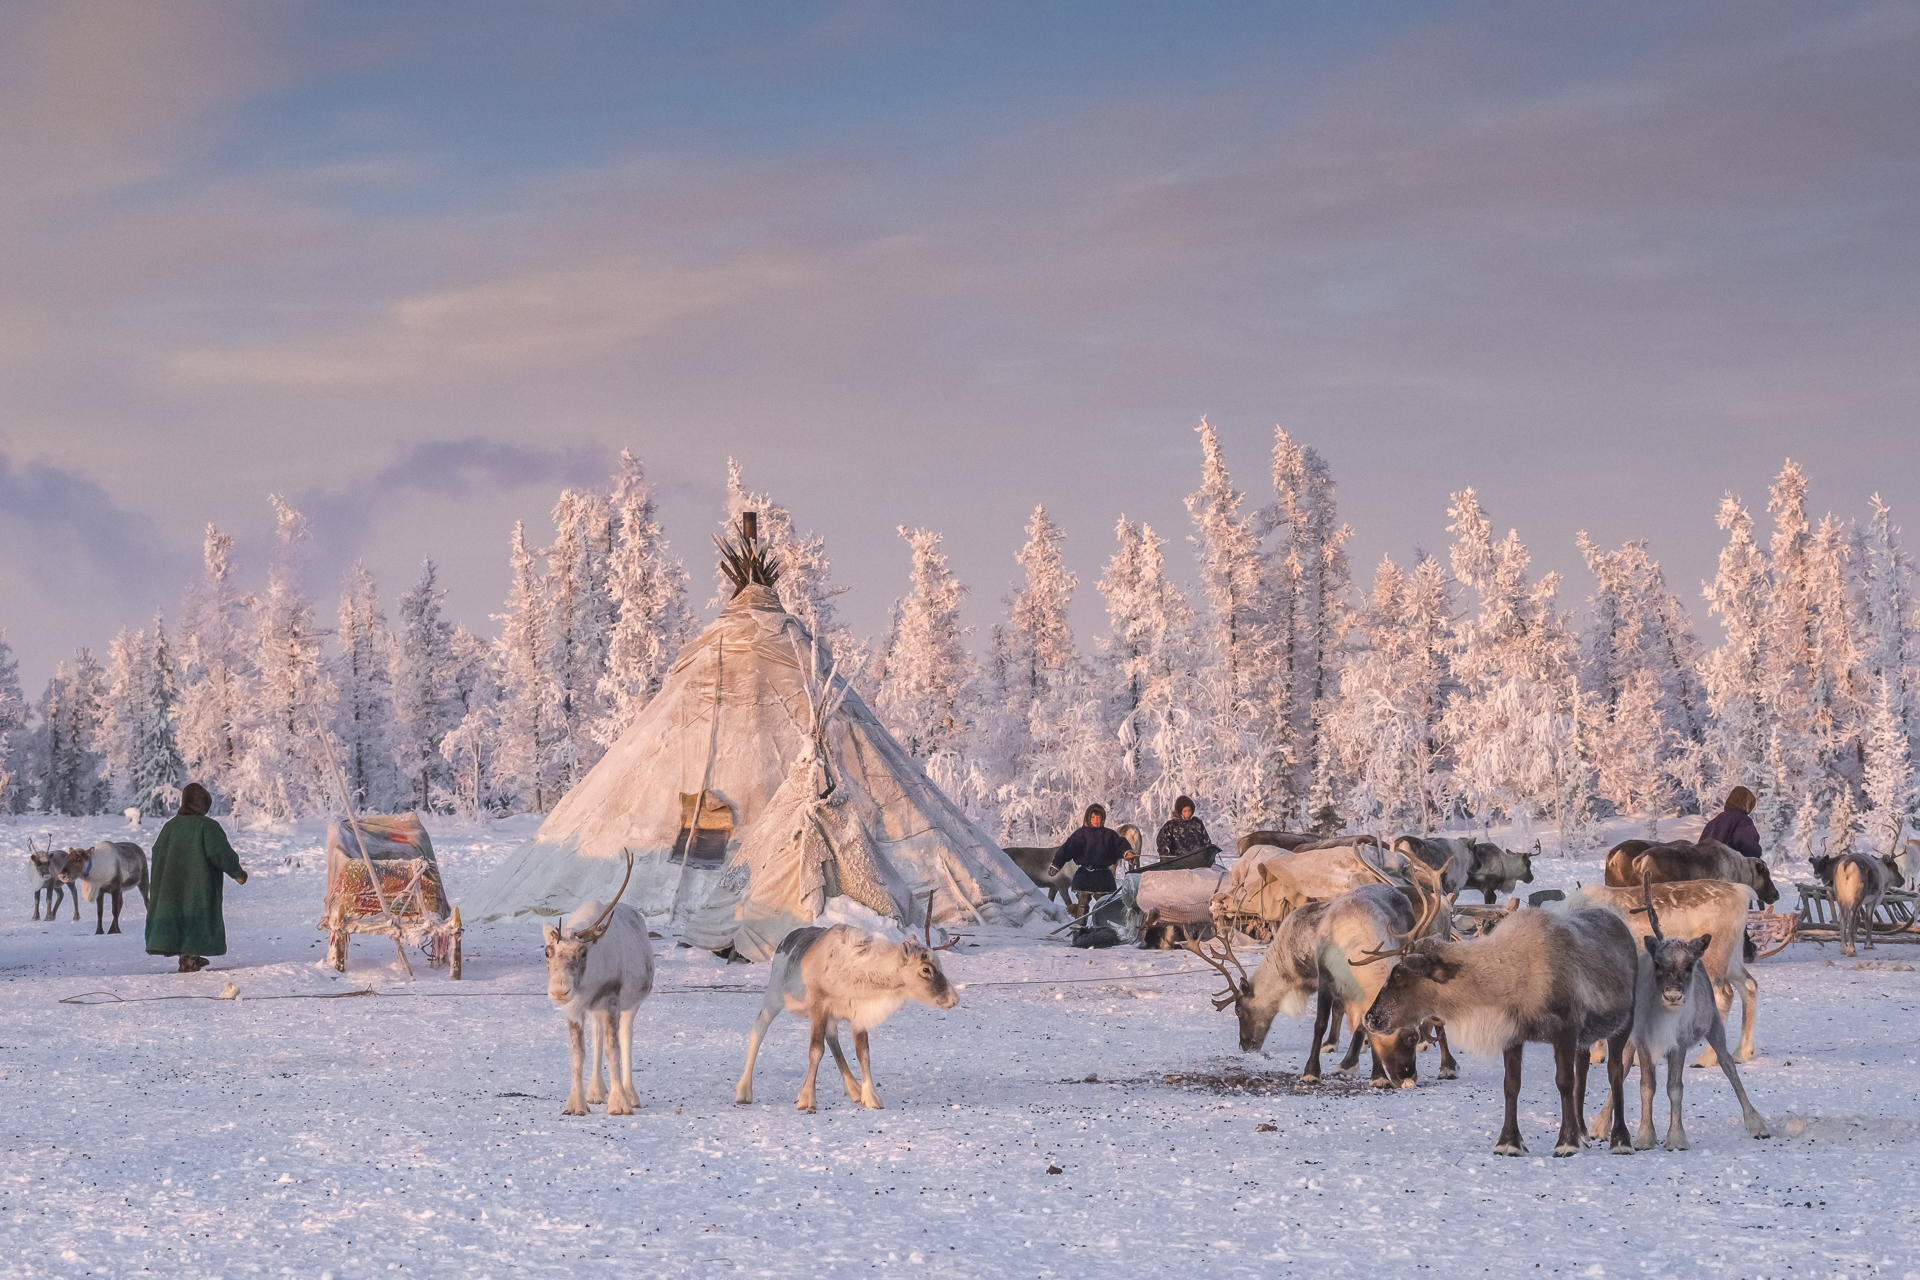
left=1553, top=1144, right=1582, bottom=1158
left=608, top=1100, right=634, bottom=1117
left=1748, top=1122, right=1771, bottom=1140
left=562, top=1102, right=588, bottom=1117
left=1610, top=1137, right=1635, bottom=1155
left=1438, top=1064, right=1458, bottom=1080
left=1298, top=1073, right=1319, bottom=1086
left=1493, top=1141, right=1527, bottom=1157
left=1664, top=1135, right=1690, bottom=1152
left=1398, top=1078, right=1416, bottom=1091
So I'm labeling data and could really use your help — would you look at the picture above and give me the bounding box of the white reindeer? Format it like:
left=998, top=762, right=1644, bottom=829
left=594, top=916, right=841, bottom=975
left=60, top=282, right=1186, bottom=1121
left=542, top=853, right=654, bottom=1117
left=734, top=923, right=959, bottom=1111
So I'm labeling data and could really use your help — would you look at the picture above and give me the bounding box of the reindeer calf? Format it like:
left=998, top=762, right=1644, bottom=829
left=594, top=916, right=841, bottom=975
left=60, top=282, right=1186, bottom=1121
left=1593, top=872, right=1769, bottom=1150
left=29, top=848, right=81, bottom=921
left=735, top=925, right=958, bottom=1112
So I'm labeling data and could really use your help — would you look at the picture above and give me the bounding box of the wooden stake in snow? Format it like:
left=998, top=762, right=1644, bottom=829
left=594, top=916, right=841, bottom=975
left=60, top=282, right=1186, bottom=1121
left=322, top=732, right=415, bottom=980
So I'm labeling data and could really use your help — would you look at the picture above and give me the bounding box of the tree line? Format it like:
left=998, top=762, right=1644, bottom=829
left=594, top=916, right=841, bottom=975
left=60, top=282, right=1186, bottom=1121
left=1, top=428, right=1912, bottom=862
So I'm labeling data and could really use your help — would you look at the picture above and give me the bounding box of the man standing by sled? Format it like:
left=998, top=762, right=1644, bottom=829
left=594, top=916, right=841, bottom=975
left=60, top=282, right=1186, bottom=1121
left=1049, top=803, right=1131, bottom=920
left=146, top=782, right=249, bottom=973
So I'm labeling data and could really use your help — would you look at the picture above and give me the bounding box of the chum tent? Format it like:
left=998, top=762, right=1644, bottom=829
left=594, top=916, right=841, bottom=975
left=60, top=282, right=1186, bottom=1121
left=465, top=537, right=1047, bottom=957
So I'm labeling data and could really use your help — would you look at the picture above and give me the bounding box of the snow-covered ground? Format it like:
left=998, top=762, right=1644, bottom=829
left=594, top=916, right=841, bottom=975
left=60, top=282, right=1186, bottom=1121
left=5, top=814, right=1919, bottom=1279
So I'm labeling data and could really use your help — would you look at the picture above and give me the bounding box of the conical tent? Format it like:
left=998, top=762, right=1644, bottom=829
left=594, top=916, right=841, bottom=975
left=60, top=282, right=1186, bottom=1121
left=465, top=581, right=1045, bottom=955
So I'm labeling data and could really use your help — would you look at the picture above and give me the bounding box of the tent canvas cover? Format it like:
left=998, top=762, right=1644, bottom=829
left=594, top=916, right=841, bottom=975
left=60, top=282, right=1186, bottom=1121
left=465, top=581, right=1046, bottom=958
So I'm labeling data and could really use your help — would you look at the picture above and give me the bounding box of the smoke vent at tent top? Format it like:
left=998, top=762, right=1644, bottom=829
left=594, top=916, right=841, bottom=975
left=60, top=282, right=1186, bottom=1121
left=715, top=511, right=779, bottom=597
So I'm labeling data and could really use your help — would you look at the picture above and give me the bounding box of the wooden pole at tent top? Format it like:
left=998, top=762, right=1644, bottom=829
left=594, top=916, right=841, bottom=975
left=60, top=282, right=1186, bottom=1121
left=324, top=732, right=415, bottom=980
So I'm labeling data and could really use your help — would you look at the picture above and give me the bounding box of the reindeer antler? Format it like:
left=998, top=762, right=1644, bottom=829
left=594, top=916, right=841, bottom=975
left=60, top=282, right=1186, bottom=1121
left=1352, top=862, right=1447, bottom=967
left=1635, top=865, right=1664, bottom=941
left=1182, top=935, right=1251, bottom=1010
left=579, top=849, right=636, bottom=940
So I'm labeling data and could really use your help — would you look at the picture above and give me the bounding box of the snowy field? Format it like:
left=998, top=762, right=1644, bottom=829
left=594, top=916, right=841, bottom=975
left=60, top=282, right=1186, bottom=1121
left=5, top=815, right=1919, bottom=1280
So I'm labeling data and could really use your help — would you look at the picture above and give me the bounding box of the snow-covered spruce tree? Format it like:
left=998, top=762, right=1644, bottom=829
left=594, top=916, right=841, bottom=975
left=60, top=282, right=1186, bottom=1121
left=1803, top=513, right=1869, bottom=814
left=542, top=489, right=614, bottom=795
left=1184, top=420, right=1274, bottom=827
left=1264, top=428, right=1352, bottom=825
left=132, top=614, right=183, bottom=815
left=440, top=623, right=501, bottom=818
left=492, top=521, right=557, bottom=813
left=1329, top=554, right=1455, bottom=837
left=334, top=562, right=400, bottom=812
left=1097, top=518, right=1206, bottom=824
left=875, top=527, right=991, bottom=816
left=234, top=497, right=336, bottom=824
left=595, top=450, right=694, bottom=747
left=1701, top=494, right=1773, bottom=813
left=1859, top=495, right=1916, bottom=706
left=1862, top=671, right=1914, bottom=857
left=1576, top=535, right=1703, bottom=826
left=32, top=653, right=106, bottom=815
left=1440, top=490, right=1582, bottom=845
left=175, top=526, right=253, bottom=810
left=390, top=560, right=456, bottom=811
left=990, top=505, right=1087, bottom=842
left=1756, top=462, right=1820, bottom=849
left=0, top=631, right=27, bottom=813
left=100, top=626, right=152, bottom=810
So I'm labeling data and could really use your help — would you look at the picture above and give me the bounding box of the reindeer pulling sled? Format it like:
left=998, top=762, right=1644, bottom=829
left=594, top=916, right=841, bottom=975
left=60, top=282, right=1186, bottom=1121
left=319, top=813, right=463, bottom=977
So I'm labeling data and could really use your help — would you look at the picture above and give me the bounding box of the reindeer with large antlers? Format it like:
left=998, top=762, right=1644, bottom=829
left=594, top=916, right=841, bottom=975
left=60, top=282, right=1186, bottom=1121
left=543, top=851, right=656, bottom=1117
left=1187, top=864, right=1458, bottom=1088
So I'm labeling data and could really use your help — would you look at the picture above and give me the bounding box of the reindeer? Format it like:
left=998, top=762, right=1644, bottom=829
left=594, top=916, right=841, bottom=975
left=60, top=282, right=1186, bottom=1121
left=542, top=853, right=655, bottom=1117
left=61, top=841, right=150, bottom=935
left=1810, top=850, right=1905, bottom=958
left=29, top=843, right=81, bottom=921
left=1591, top=870, right=1770, bottom=1150
left=735, top=921, right=958, bottom=1111
left=1605, top=838, right=1780, bottom=907
left=1188, top=865, right=1457, bottom=1089
left=1362, top=905, right=1639, bottom=1157
left=1562, top=879, right=1759, bottom=1065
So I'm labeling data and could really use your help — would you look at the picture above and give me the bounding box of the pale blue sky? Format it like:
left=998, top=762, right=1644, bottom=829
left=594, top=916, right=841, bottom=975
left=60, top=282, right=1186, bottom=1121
left=3, top=1, right=1916, bottom=690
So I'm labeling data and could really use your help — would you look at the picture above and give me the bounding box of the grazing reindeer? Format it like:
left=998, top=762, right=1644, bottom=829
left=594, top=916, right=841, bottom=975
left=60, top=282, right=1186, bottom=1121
left=1188, top=866, right=1457, bottom=1089
left=735, top=922, right=959, bottom=1111
left=1810, top=851, right=1905, bottom=958
left=1592, top=871, right=1770, bottom=1150
left=1563, top=879, right=1760, bottom=1066
left=543, top=853, right=654, bottom=1117
left=62, top=841, right=150, bottom=935
left=1604, top=839, right=1780, bottom=907
left=29, top=844, right=81, bottom=921
left=1363, top=905, right=1639, bottom=1157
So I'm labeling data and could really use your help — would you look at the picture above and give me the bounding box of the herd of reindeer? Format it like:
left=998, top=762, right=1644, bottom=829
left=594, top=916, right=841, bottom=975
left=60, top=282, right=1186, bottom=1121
left=25, top=822, right=1910, bottom=1158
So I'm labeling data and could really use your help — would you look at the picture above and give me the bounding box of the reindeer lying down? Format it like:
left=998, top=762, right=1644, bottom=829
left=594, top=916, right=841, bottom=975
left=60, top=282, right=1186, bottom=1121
left=735, top=924, right=958, bottom=1112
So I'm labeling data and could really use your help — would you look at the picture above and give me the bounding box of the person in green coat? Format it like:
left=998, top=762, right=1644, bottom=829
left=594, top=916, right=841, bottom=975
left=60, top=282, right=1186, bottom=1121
left=145, top=783, right=249, bottom=972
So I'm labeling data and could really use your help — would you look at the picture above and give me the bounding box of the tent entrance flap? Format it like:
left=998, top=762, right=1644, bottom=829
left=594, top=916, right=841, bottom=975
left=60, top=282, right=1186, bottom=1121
left=672, top=792, right=734, bottom=868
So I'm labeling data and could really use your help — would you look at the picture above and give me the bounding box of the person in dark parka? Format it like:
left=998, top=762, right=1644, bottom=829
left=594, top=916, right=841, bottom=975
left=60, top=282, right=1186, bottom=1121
left=145, top=783, right=248, bottom=972
left=1700, top=785, right=1764, bottom=860
left=1154, top=795, right=1219, bottom=866
left=1050, top=803, right=1132, bottom=918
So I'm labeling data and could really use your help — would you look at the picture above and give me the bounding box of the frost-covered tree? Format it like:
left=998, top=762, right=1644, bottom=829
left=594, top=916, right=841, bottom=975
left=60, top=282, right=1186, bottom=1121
left=441, top=624, right=502, bottom=818
left=0, top=631, right=28, bottom=813
left=100, top=627, right=145, bottom=808
left=596, top=450, right=694, bottom=746
left=235, top=497, right=336, bottom=824
left=1265, top=428, right=1351, bottom=823
left=1182, top=420, right=1274, bottom=771
left=1859, top=495, right=1916, bottom=703
left=133, top=615, right=183, bottom=815
left=543, top=489, right=614, bottom=792
left=877, top=527, right=977, bottom=758
left=390, top=560, right=455, bottom=811
left=1756, top=462, right=1820, bottom=845
left=1097, top=518, right=1208, bottom=821
left=1701, top=494, right=1772, bottom=807
left=990, top=505, right=1086, bottom=841
left=334, top=562, right=400, bottom=812
left=175, top=526, right=252, bottom=810
left=1329, top=554, right=1455, bottom=836
left=1862, top=671, right=1914, bottom=857
left=717, top=460, right=867, bottom=678
left=493, top=521, right=557, bottom=812
left=1577, top=535, right=1704, bottom=824
left=1440, top=490, right=1581, bottom=839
